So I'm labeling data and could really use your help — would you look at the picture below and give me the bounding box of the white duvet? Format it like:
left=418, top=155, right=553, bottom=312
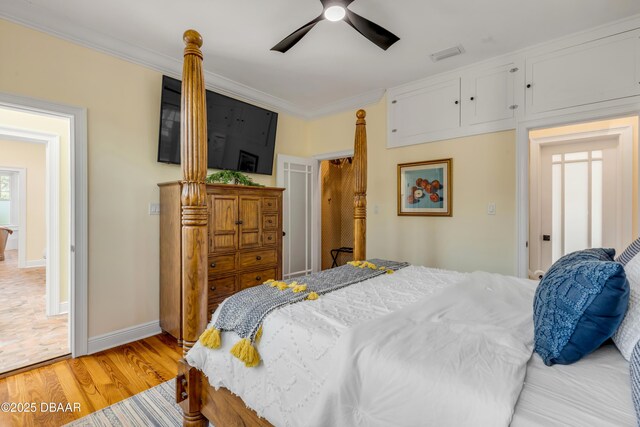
left=186, top=266, right=537, bottom=427
left=309, top=271, right=537, bottom=427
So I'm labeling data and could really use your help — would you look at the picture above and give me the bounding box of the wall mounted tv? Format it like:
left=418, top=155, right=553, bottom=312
left=157, top=75, right=278, bottom=175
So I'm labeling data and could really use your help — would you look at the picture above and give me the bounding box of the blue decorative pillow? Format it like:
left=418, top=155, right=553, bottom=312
left=617, top=237, right=640, bottom=266
left=631, top=340, right=640, bottom=425
left=533, top=248, right=629, bottom=366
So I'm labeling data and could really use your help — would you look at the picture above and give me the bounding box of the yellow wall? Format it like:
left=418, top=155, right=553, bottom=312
left=529, top=116, right=639, bottom=239
left=0, top=108, right=71, bottom=303
left=0, top=18, right=307, bottom=337
left=0, top=139, right=46, bottom=263
left=307, top=99, right=517, bottom=275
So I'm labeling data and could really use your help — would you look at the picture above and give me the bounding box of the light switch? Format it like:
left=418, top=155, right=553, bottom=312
left=149, top=203, right=161, bottom=215
left=487, top=202, right=496, bottom=215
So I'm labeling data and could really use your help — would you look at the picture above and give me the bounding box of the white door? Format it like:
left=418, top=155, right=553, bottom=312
left=276, top=155, right=318, bottom=279
left=535, top=137, right=626, bottom=272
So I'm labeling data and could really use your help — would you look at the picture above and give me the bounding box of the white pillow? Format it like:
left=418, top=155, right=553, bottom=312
left=613, top=251, right=640, bottom=360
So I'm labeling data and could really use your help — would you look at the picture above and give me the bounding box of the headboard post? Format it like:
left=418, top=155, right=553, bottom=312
left=353, top=109, right=367, bottom=261
left=180, top=29, right=208, bottom=355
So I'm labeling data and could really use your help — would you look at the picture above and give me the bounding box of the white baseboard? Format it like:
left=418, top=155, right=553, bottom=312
left=58, top=301, right=69, bottom=315
left=24, top=258, right=45, bottom=268
left=87, top=320, right=162, bottom=354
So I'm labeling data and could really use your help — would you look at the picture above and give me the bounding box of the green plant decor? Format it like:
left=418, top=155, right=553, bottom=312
left=206, top=170, right=264, bottom=187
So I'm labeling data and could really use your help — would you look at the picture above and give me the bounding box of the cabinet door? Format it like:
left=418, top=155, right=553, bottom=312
left=526, top=30, right=640, bottom=115
left=238, top=196, right=261, bottom=249
left=208, top=194, right=238, bottom=253
left=462, top=63, right=516, bottom=126
left=388, top=78, right=461, bottom=147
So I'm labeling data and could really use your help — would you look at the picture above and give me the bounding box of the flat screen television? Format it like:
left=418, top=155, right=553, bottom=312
left=158, top=75, right=278, bottom=175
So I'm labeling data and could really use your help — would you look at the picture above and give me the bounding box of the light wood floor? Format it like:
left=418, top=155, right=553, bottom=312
left=0, top=333, right=181, bottom=427
left=0, top=250, right=69, bottom=374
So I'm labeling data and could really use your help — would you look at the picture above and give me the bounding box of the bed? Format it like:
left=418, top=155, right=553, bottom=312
left=174, top=30, right=637, bottom=426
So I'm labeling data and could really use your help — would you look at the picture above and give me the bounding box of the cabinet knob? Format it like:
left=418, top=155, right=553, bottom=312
left=210, top=286, right=216, bottom=292
left=256, top=256, right=262, bottom=261
left=267, top=236, right=273, bottom=241
left=391, top=100, right=397, bottom=104
left=391, top=129, right=398, bottom=133
left=526, top=84, right=532, bottom=89
left=509, top=104, right=519, bottom=110
left=454, top=100, right=459, bottom=105
left=256, top=276, right=262, bottom=281
left=235, top=220, right=244, bottom=225
left=283, top=231, right=286, bottom=237
left=210, top=262, right=216, bottom=268
left=470, top=97, right=475, bottom=101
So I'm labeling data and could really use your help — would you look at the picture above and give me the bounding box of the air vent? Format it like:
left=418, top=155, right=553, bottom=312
left=430, top=45, right=465, bottom=62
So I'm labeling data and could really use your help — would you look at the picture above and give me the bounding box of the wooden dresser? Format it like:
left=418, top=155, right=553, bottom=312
left=158, top=181, right=284, bottom=342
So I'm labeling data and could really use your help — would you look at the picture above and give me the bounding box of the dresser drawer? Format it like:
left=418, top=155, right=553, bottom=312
left=262, top=197, right=278, bottom=212
left=208, top=275, right=237, bottom=300
left=263, top=214, right=278, bottom=230
left=208, top=254, right=236, bottom=276
left=239, top=268, right=277, bottom=290
left=239, top=249, right=277, bottom=269
left=263, top=231, right=277, bottom=246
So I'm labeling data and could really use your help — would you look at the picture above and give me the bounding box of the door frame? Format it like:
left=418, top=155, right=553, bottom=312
left=529, top=126, right=633, bottom=275
left=0, top=92, right=89, bottom=357
left=0, top=126, right=62, bottom=317
left=516, top=105, right=640, bottom=278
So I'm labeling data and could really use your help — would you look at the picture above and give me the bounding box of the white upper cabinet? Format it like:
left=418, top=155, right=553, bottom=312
left=461, top=63, right=518, bottom=126
left=388, top=78, right=461, bottom=147
left=526, top=29, right=640, bottom=115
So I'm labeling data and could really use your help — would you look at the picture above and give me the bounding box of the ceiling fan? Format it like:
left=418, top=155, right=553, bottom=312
left=271, top=0, right=400, bottom=53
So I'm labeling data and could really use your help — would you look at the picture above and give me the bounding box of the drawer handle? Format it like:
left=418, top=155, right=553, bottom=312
left=267, top=236, right=273, bottom=241
left=256, top=256, right=262, bottom=261
left=210, top=286, right=216, bottom=292
left=256, top=276, right=262, bottom=281
left=210, top=262, right=216, bottom=268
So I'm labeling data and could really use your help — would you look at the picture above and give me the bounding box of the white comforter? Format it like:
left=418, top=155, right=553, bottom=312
left=186, top=266, right=537, bottom=427
left=309, top=271, right=537, bottom=427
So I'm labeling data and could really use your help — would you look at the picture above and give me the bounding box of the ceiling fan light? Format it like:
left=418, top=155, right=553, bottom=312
left=324, top=5, right=346, bottom=22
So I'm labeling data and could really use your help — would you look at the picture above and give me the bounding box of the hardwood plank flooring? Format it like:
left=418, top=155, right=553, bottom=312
left=0, top=250, right=69, bottom=374
left=0, top=333, right=181, bottom=427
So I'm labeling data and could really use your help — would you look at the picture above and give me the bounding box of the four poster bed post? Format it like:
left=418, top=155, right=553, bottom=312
left=175, top=29, right=368, bottom=426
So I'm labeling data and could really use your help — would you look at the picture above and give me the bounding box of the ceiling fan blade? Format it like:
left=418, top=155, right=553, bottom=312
left=271, top=14, right=325, bottom=53
left=344, top=9, right=399, bottom=51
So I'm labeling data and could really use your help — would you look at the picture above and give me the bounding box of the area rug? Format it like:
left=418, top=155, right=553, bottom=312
left=64, top=379, right=211, bottom=426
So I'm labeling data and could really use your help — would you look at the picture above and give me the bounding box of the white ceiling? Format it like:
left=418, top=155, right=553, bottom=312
left=2, top=0, right=640, bottom=118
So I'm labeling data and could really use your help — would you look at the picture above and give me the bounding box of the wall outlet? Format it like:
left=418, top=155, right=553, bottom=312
left=487, top=202, right=496, bottom=215
left=149, top=203, right=160, bottom=215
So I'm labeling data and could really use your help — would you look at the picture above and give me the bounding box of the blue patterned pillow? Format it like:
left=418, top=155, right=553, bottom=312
left=632, top=341, right=640, bottom=425
left=533, top=248, right=629, bottom=366
left=618, top=238, right=640, bottom=266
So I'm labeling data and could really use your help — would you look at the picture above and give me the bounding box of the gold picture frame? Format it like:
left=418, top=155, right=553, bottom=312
left=397, top=158, right=452, bottom=216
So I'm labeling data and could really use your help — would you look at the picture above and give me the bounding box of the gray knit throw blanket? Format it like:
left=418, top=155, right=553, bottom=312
left=198, top=259, right=409, bottom=367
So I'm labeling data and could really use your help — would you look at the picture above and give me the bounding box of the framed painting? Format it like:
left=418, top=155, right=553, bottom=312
left=397, top=158, right=452, bottom=216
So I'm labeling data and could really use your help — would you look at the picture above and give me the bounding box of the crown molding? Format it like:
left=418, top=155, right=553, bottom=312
left=303, top=88, right=386, bottom=119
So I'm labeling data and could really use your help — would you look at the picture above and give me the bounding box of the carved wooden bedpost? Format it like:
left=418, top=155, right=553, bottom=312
left=353, top=109, right=367, bottom=261
left=180, top=29, right=208, bottom=356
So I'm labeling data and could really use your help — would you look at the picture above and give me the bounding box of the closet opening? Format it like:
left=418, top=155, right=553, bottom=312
left=320, top=157, right=355, bottom=270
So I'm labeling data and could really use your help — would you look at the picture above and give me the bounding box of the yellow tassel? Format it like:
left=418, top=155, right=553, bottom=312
left=307, top=292, right=319, bottom=300
left=199, top=327, right=221, bottom=349
left=287, top=281, right=299, bottom=288
left=293, top=284, right=308, bottom=293
left=276, top=282, right=288, bottom=291
left=264, top=279, right=275, bottom=284
left=230, top=338, right=261, bottom=368
left=255, top=325, right=263, bottom=343
left=386, top=269, right=394, bottom=274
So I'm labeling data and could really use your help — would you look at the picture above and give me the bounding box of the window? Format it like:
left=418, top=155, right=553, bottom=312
left=0, top=172, right=17, bottom=226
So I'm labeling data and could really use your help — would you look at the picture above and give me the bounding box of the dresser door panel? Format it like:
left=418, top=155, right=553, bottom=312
left=239, top=197, right=262, bottom=249
left=209, top=194, right=238, bottom=253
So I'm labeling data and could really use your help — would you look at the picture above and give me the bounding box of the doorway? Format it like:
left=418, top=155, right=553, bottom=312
left=320, top=157, right=355, bottom=270
left=528, top=116, right=636, bottom=277
left=0, top=105, right=75, bottom=375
